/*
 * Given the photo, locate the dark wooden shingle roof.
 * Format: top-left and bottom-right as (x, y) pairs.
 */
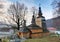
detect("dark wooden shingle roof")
(28, 24), (42, 29)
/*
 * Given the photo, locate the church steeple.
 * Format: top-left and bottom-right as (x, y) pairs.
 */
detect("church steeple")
(23, 19), (26, 27)
(31, 7), (36, 25)
(31, 14), (36, 24)
(38, 5), (42, 18)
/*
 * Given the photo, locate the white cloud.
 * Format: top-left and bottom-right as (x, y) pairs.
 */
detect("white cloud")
(0, 0), (12, 24)
(43, 10), (53, 20)
(0, 0), (11, 14)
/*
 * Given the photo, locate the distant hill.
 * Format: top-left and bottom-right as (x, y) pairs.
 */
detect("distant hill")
(46, 19), (53, 27)
(46, 16), (60, 30)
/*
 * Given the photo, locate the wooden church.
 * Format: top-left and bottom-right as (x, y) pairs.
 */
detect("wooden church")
(17, 6), (49, 39)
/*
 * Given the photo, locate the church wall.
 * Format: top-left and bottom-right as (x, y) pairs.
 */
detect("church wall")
(31, 33), (43, 38)
(17, 32), (30, 38)
(23, 32), (30, 38)
(35, 18), (42, 28)
(42, 32), (50, 37)
(30, 29), (43, 33)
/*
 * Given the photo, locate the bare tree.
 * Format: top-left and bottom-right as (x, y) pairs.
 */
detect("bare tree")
(52, 0), (60, 17)
(8, 1), (27, 30)
(31, 7), (38, 18)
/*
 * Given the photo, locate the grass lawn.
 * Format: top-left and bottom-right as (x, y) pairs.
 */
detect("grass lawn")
(24, 36), (60, 42)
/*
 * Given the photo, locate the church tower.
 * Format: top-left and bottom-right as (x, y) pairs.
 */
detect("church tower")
(35, 6), (43, 28)
(35, 6), (46, 29)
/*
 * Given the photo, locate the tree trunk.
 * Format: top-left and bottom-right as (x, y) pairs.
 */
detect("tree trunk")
(17, 18), (20, 30)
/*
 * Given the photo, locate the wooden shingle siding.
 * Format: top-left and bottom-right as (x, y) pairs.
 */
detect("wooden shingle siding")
(31, 33), (43, 38)
(43, 32), (50, 36)
(30, 29), (43, 33)
(36, 18), (42, 28)
(17, 32), (30, 38)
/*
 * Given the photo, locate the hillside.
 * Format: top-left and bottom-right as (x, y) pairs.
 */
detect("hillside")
(46, 16), (60, 30)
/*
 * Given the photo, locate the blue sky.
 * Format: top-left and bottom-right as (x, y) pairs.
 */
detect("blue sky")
(8, 0), (54, 19)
